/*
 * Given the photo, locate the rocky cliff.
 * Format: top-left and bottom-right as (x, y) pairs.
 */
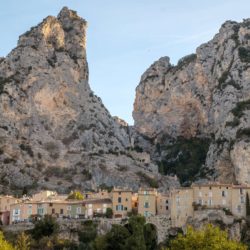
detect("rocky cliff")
(0, 7), (178, 194)
(133, 19), (250, 185)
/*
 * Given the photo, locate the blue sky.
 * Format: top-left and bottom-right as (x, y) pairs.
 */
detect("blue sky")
(1, 0), (250, 124)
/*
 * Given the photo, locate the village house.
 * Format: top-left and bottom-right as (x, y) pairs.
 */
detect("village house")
(170, 187), (194, 227)
(10, 201), (38, 224)
(112, 188), (133, 218)
(0, 195), (20, 225)
(138, 188), (157, 217)
(84, 198), (112, 218)
(156, 193), (171, 215)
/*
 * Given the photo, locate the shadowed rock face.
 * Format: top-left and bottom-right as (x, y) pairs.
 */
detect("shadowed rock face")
(0, 7), (178, 194)
(133, 19), (250, 184)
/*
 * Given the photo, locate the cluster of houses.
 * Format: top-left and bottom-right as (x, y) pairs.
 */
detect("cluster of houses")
(0, 182), (250, 227)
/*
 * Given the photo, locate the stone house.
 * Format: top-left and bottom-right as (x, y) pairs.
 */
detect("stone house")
(138, 188), (157, 217)
(156, 193), (171, 216)
(112, 188), (133, 218)
(84, 198), (112, 218)
(10, 201), (38, 224)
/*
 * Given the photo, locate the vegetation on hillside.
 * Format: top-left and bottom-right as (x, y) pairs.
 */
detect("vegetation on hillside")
(157, 137), (210, 185)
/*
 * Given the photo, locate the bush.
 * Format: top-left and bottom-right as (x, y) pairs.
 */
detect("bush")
(231, 99), (250, 118)
(31, 215), (59, 240)
(238, 47), (250, 63)
(105, 208), (113, 218)
(236, 128), (250, 139)
(136, 171), (159, 188)
(67, 190), (84, 200)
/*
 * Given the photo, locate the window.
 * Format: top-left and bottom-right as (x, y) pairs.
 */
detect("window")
(144, 202), (149, 208)
(124, 207), (127, 211)
(52, 209), (55, 214)
(60, 209), (64, 214)
(76, 207), (81, 214)
(237, 205), (241, 213)
(125, 198), (128, 202)
(144, 191), (149, 195)
(118, 197), (122, 203)
(166, 206), (169, 210)
(240, 196), (244, 204)
(240, 188), (243, 195)
(144, 211), (149, 217)
(49, 203), (53, 207)
(208, 199), (212, 206)
(209, 186), (212, 190)
(222, 191), (226, 197)
(119, 192), (121, 195)
(198, 199), (202, 205)
(166, 200), (168, 204)
(116, 205), (123, 211)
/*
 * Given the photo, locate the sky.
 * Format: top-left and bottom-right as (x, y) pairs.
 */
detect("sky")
(1, 0), (250, 124)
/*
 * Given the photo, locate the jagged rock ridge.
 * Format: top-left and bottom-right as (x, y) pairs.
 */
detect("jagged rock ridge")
(0, 7), (178, 194)
(133, 19), (250, 185)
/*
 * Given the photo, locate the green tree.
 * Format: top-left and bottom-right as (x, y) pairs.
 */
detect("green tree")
(143, 223), (157, 250)
(106, 224), (130, 250)
(167, 224), (247, 250)
(78, 220), (97, 249)
(31, 215), (59, 240)
(105, 208), (113, 219)
(0, 231), (15, 250)
(246, 192), (250, 217)
(125, 215), (146, 250)
(16, 232), (31, 250)
(67, 190), (84, 200)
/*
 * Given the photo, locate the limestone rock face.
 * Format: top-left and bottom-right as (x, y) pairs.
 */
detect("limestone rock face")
(133, 19), (250, 184)
(0, 7), (178, 193)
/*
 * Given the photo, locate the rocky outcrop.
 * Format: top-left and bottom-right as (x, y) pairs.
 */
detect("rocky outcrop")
(0, 7), (178, 194)
(133, 19), (250, 184)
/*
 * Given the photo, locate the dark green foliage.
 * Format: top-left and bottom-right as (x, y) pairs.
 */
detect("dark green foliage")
(226, 117), (240, 127)
(136, 172), (159, 188)
(105, 224), (130, 250)
(19, 144), (34, 157)
(98, 184), (113, 193)
(31, 215), (59, 240)
(105, 208), (113, 218)
(143, 224), (157, 250)
(92, 215), (159, 250)
(231, 99), (250, 118)
(157, 137), (210, 185)
(78, 220), (98, 248)
(238, 47), (250, 63)
(82, 169), (92, 180)
(236, 128), (250, 139)
(218, 71), (229, 85)
(246, 192), (250, 217)
(175, 54), (197, 70)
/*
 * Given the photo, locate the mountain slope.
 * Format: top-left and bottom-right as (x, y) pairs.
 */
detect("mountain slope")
(133, 19), (250, 185)
(0, 7), (177, 194)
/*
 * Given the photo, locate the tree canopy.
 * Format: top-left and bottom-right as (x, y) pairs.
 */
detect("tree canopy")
(167, 224), (247, 250)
